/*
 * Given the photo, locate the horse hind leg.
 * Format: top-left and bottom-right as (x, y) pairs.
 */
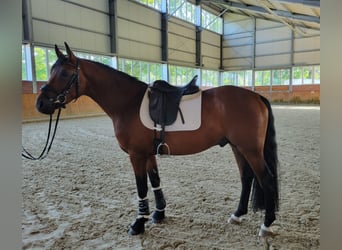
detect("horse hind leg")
(228, 146), (254, 225)
(242, 151), (278, 237)
(147, 155), (166, 223)
(258, 161), (279, 237)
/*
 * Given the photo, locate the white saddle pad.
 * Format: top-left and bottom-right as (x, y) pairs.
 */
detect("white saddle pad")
(139, 89), (202, 131)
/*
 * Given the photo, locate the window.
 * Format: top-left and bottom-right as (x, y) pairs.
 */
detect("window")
(272, 69), (290, 85)
(245, 70), (253, 86)
(31, 46), (117, 81)
(168, 65), (197, 86)
(314, 65), (320, 84)
(223, 70), (252, 86)
(303, 66), (313, 84)
(255, 70), (271, 86)
(168, 0), (196, 24)
(292, 67), (302, 85)
(122, 59), (132, 75)
(119, 58), (162, 83)
(47, 48), (58, 76)
(135, 0), (162, 11)
(202, 9), (222, 34)
(150, 63), (163, 82)
(141, 62), (149, 82)
(292, 65), (320, 85)
(76, 52), (113, 67)
(132, 60), (141, 78)
(34, 47), (48, 81)
(202, 69), (219, 87)
(22, 45), (27, 80)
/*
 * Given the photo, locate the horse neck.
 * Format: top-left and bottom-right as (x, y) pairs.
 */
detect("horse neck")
(81, 61), (147, 118)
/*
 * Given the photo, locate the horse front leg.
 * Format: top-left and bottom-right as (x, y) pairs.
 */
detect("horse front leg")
(128, 154), (150, 235)
(147, 155), (166, 223)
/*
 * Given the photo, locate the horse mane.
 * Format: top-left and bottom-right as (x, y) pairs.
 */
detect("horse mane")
(83, 59), (144, 85)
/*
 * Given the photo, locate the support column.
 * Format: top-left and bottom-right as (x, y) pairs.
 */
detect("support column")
(252, 17), (256, 91)
(22, 0), (33, 43)
(220, 34), (223, 70)
(195, 0), (202, 67)
(289, 30), (294, 92)
(108, 0), (117, 54)
(161, 13), (168, 62)
(161, 0), (168, 81)
(23, 0), (37, 93)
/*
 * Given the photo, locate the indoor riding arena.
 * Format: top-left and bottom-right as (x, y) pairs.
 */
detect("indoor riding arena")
(22, 0), (320, 249)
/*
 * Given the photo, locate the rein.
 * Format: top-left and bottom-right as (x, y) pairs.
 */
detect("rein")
(22, 59), (80, 160)
(22, 108), (62, 160)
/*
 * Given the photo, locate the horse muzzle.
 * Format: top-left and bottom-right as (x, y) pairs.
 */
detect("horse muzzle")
(36, 94), (61, 115)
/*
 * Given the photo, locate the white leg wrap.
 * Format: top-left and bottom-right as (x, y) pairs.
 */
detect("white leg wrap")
(152, 186), (162, 191)
(137, 214), (150, 219)
(154, 207), (165, 212)
(258, 223), (274, 237)
(228, 214), (242, 224)
(138, 196), (148, 201)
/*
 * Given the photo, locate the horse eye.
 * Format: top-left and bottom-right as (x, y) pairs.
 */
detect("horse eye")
(61, 70), (69, 78)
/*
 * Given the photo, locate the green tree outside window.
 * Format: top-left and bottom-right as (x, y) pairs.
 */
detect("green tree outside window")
(303, 66), (313, 84)
(255, 71), (263, 86)
(34, 47), (48, 81)
(22, 46), (27, 80)
(314, 66), (320, 83)
(292, 67), (302, 85)
(47, 49), (58, 77)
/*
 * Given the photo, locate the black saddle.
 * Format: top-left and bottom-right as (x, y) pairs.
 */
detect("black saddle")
(148, 75), (199, 127)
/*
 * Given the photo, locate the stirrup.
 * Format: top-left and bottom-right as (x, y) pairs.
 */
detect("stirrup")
(156, 142), (170, 158)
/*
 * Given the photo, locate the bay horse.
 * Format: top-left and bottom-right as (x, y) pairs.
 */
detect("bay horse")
(36, 43), (279, 237)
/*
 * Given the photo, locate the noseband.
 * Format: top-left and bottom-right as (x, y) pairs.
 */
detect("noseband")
(42, 59), (80, 109)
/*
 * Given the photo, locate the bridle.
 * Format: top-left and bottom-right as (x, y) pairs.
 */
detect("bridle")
(43, 59), (80, 109)
(22, 59), (80, 160)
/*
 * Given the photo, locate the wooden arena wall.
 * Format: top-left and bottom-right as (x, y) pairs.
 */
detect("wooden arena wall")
(22, 81), (105, 122)
(22, 81), (319, 122)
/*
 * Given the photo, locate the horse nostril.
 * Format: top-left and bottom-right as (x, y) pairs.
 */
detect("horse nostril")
(38, 100), (44, 109)
(36, 98), (48, 113)
(36, 99), (44, 111)
(36, 97), (55, 115)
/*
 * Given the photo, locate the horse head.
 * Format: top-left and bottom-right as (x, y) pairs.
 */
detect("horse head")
(36, 42), (81, 114)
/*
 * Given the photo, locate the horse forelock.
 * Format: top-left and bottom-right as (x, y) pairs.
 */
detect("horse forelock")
(50, 56), (68, 73)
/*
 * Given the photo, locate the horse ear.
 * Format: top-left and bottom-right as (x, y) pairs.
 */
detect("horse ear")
(64, 42), (77, 63)
(55, 44), (65, 59)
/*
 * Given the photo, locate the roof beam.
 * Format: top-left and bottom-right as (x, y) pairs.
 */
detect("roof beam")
(274, 9), (319, 23)
(207, 0), (319, 23)
(274, 0), (320, 8)
(257, 0), (307, 35)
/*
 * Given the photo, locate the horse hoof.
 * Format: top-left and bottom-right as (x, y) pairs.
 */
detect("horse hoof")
(228, 214), (242, 225)
(127, 217), (146, 235)
(151, 210), (165, 224)
(128, 227), (141, 236)
(128, 226), (144, 236)
(258, 224), (276, 238)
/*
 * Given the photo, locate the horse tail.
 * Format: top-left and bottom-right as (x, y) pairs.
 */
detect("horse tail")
(251, 95), (279, 212)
